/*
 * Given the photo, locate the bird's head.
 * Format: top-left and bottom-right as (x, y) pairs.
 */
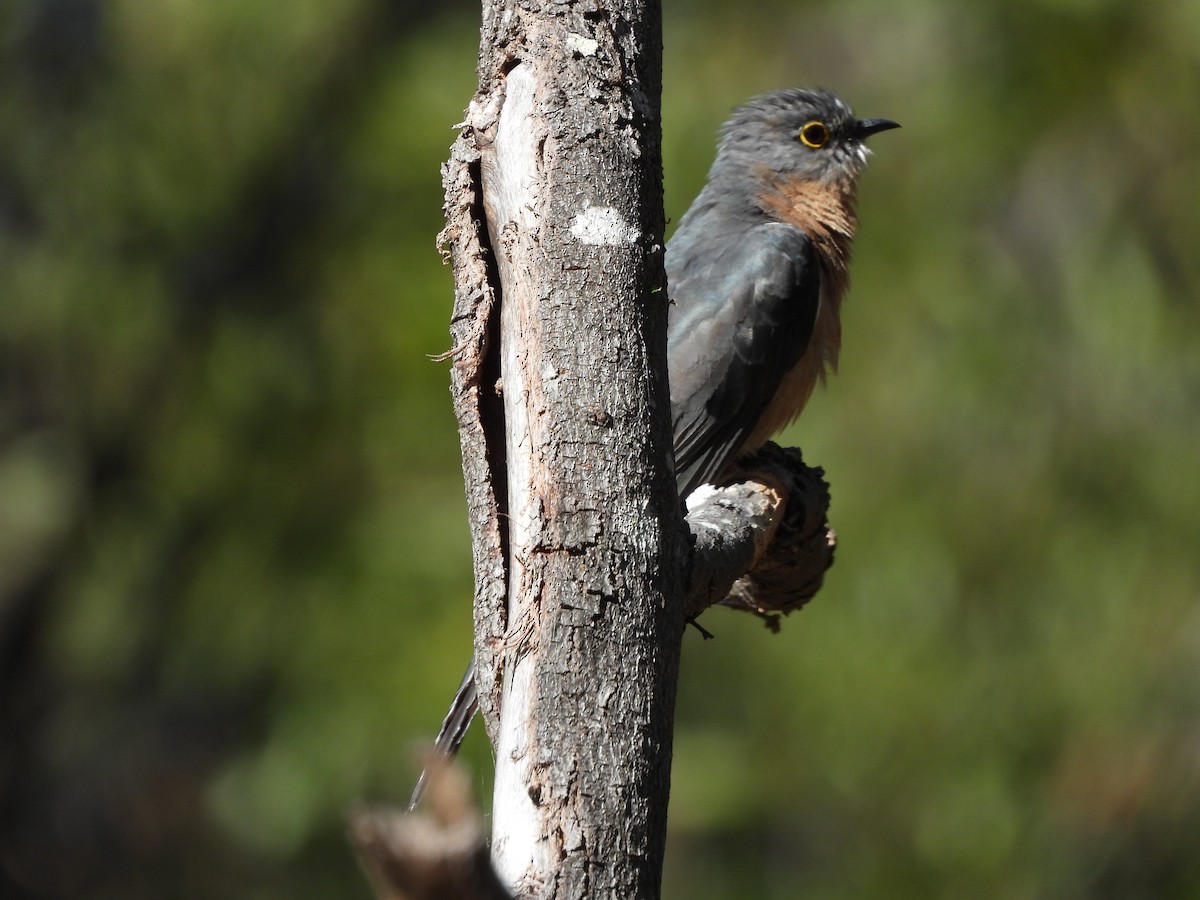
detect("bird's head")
(714, 88), (899, 188)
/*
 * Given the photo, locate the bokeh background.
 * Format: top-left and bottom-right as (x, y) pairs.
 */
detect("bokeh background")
(2, 0), (1198, 897)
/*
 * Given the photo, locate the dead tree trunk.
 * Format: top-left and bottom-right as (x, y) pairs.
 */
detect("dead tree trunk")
(441, 1), (687, 897)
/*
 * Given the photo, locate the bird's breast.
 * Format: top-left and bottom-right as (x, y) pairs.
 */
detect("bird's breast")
(737, 176), (855, 453)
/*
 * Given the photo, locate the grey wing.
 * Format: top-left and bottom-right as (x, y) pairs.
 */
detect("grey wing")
(666, 223), (821, 497)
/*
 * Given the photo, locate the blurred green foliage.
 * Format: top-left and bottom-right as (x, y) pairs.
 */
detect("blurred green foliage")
(1, 0), (1198, 897)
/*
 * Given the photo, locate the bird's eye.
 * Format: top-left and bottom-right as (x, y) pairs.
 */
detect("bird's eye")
(799, 121), (829, 149)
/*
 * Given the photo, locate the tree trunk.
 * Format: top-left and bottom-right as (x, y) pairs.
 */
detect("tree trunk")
(355, 6), (838, 890)
(440, 1), (687, 897)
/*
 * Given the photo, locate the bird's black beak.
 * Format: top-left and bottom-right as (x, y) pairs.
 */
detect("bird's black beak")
(854, 118), (901, 139)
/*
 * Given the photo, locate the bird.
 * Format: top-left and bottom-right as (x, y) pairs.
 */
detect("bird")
(411, 89), (898, 809)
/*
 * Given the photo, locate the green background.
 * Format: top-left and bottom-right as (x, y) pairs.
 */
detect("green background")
(2, 0), (1198, 897)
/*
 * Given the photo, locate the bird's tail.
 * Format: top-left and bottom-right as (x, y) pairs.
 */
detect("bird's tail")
(408, 656), (480, 810)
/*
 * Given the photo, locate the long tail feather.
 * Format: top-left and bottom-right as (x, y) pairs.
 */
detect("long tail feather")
(409, 657), (479, 810)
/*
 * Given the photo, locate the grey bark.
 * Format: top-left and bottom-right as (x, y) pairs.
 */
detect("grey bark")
(439, 1), (687, 898)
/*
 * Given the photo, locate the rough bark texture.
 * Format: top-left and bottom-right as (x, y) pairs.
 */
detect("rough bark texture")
(440, 1), (686, 898)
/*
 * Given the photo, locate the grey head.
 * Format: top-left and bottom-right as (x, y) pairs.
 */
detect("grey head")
(710, 88), (899, 187)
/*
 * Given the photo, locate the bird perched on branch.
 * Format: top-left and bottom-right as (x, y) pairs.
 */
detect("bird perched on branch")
(666, 88), (898, 495)
(412, 89), (898, 808)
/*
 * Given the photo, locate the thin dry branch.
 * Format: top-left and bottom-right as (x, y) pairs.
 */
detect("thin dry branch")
(350, 756), (514, 900)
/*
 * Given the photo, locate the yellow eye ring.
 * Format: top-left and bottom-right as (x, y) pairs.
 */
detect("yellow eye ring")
(799, 121), (829, 148)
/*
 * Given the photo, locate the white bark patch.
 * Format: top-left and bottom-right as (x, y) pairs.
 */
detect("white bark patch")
(570, 206), (640, 246)
(487, 61), (545, 892)
(565, 32), (599, 57)
(490, 655), (540, 888)
(485, 65), (540, 233)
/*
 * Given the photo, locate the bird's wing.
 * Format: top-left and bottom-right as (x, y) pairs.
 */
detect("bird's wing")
(667, 221), (821, 497)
